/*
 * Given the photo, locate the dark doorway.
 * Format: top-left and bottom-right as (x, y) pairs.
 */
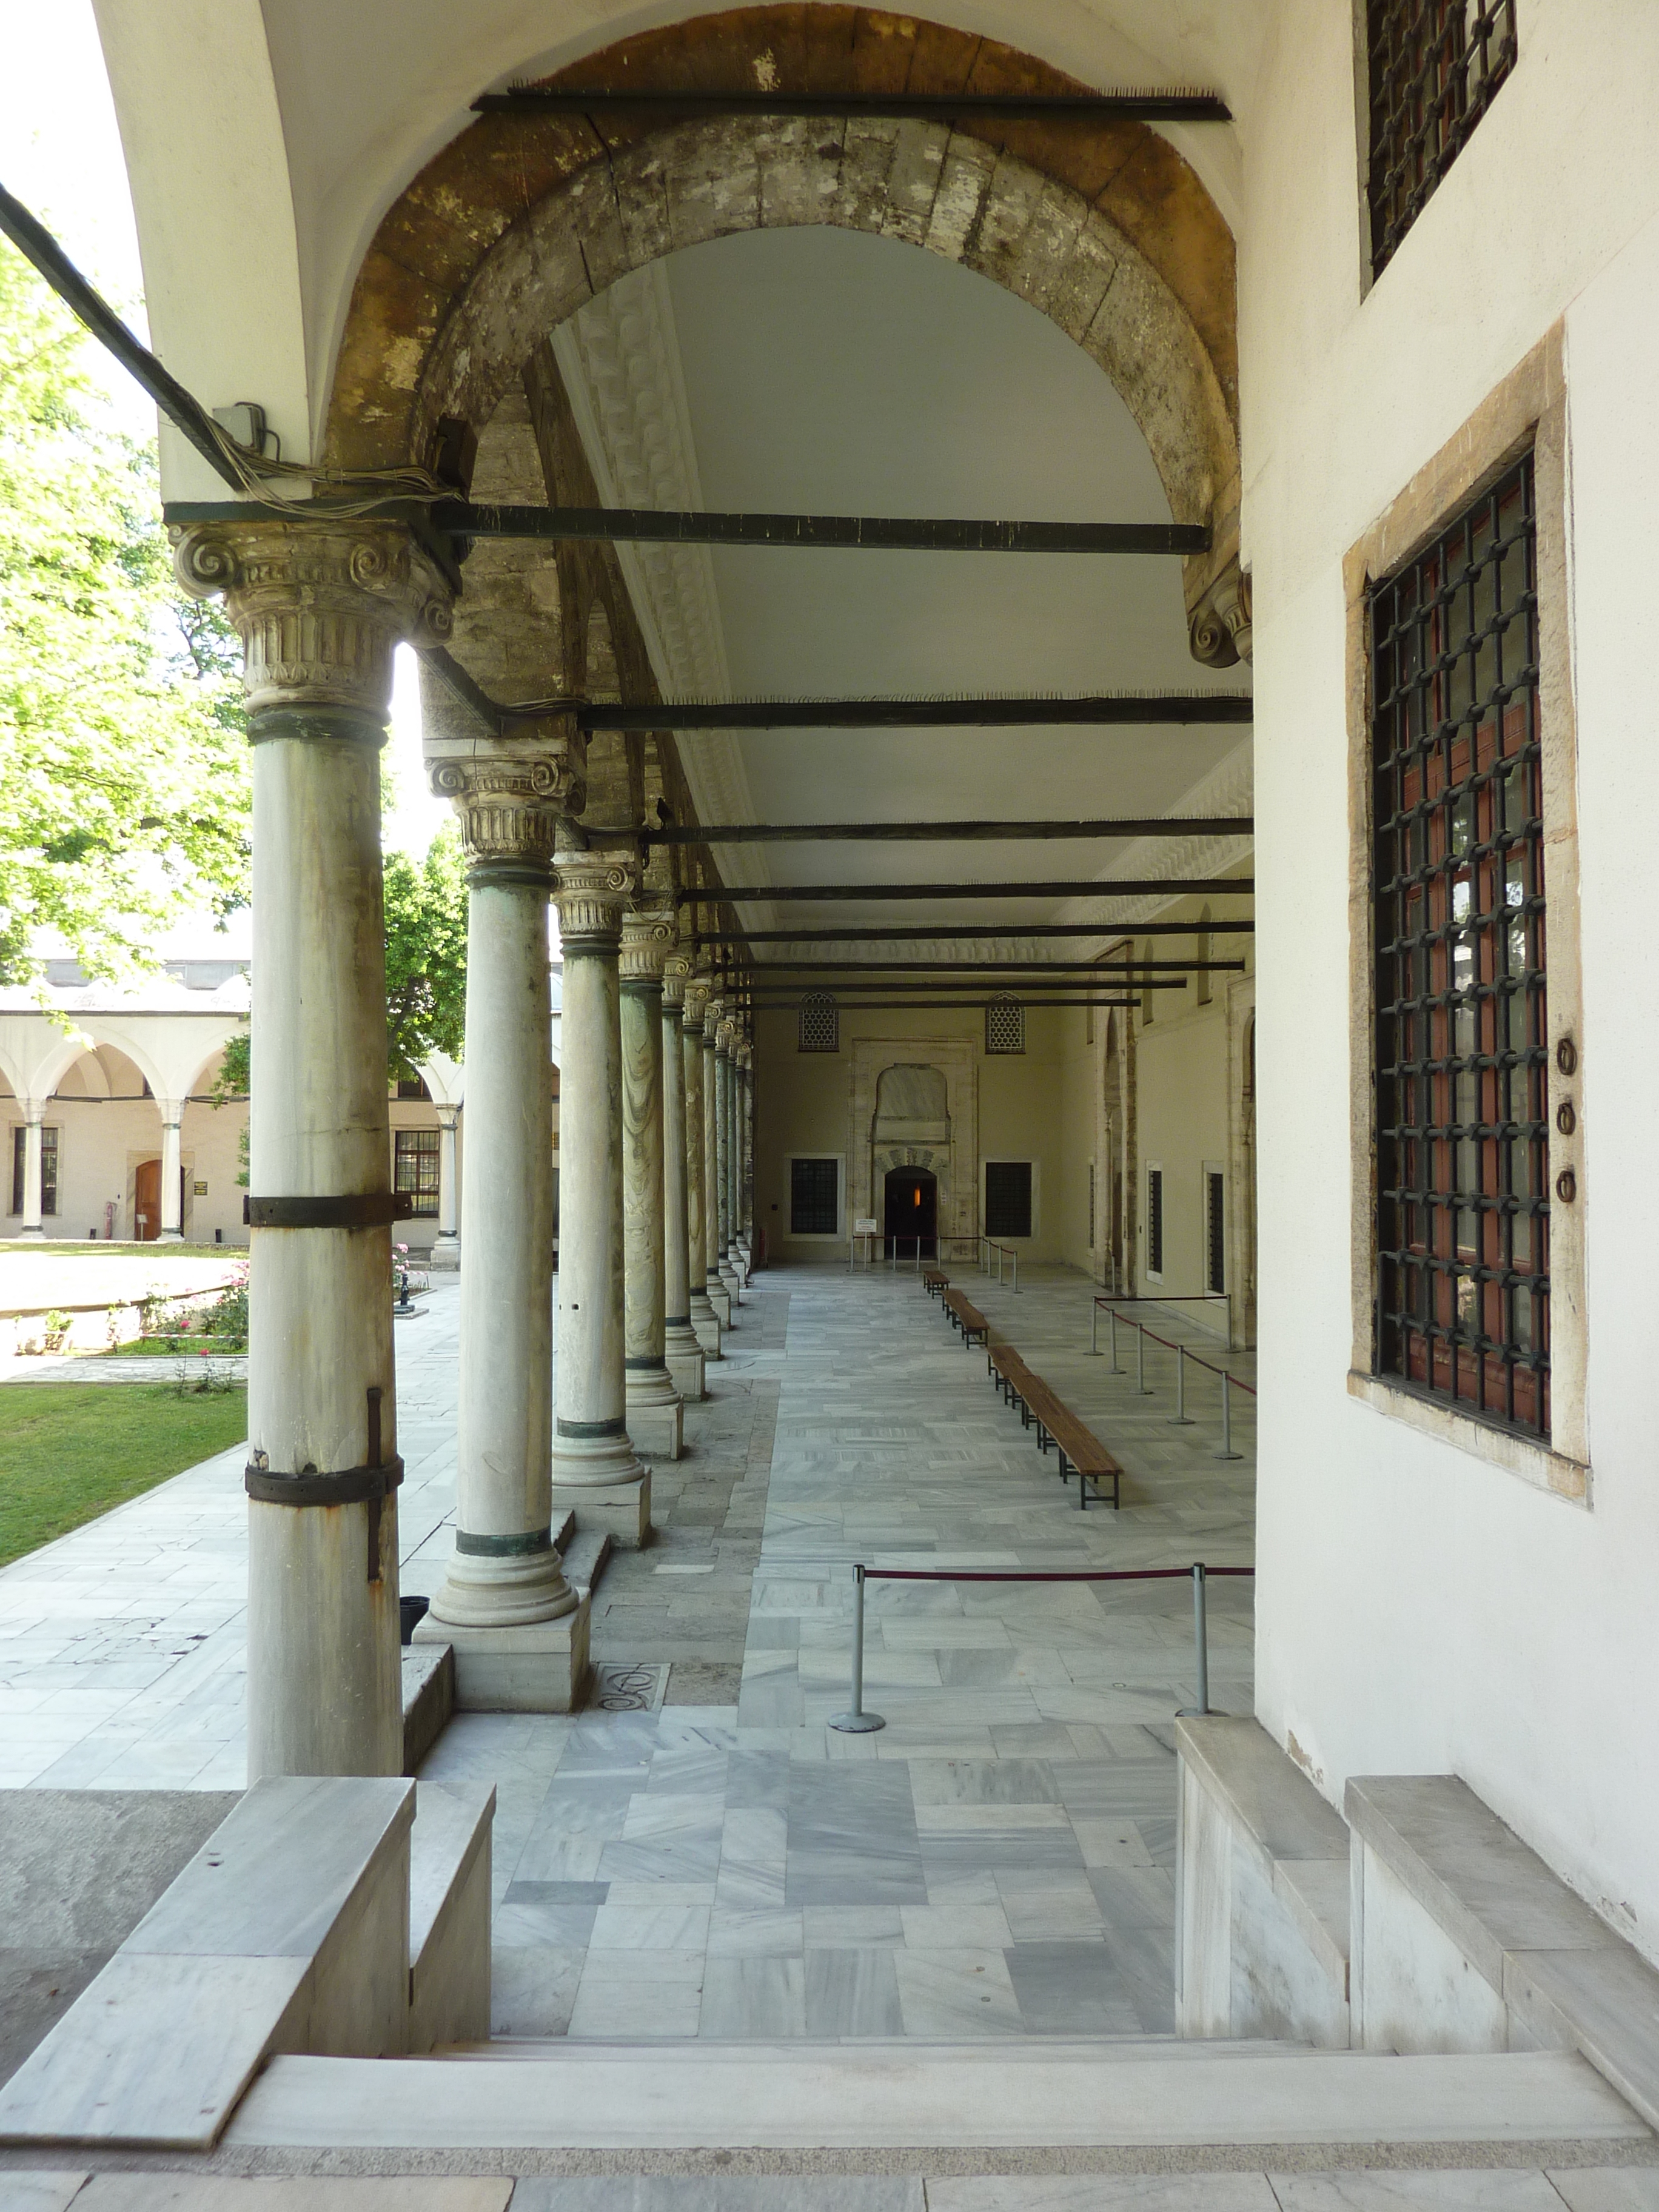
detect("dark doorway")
(134, 1156), (161, 1242)
(884, 1167), (937, 1258)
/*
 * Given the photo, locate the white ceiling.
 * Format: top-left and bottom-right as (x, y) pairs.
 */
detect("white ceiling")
(645, 224), (1249, 927)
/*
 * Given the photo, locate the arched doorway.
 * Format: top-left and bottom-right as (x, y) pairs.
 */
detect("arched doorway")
(884, 1167), (937, 1259)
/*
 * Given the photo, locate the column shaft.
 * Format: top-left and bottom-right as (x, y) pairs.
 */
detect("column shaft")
(18, 1110), (44, 1239)
(683, 984), (721, 1355)
(662, 959), (706, 1396)
(159, 1113), (184, 1243)
(552, 850), (651, 1546)
(433, 1110), (460, 1266)
(702, 1007), (730, 1327)
(621, 908), (681, 1459)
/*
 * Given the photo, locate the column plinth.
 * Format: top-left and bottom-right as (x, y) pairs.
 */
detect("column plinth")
(172, 515), (453, 1781)
(683, 977), (722, 1356)
(621, 904), (683, 1461)
(661, 955), (706, 1399)
(551, 846), (652, 1547)
(415, 731), (588, 1711)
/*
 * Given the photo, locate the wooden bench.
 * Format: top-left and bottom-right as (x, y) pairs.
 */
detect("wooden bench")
(942, 1288), (989, 1349)
(988, 1339), (1035, 1407)
(1025, 1382), (1121, 1511)
(923, 1268), (949, 1298)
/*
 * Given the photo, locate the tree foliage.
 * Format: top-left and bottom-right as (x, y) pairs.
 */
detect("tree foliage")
(0, 242), (250, 989)
(384, 826), (468, 1084)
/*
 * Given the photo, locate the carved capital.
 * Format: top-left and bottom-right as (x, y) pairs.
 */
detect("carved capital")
(662, 950), (692, 1012)
(554, 846), (641, 951)
(683, 974), (711, 1031)
(705, 996), (727, 1047)
(717, 1016), (739, 1056)
(170, 518), (453, 720)
(620, 903), (677, 987)
(1188, 560), (1253, 669)
(431, 736), (585, 874)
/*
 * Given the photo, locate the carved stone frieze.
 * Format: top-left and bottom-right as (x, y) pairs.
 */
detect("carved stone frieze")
(1188, 560), (1253, 668)
(554, 847), (642, 950)
(170, 518), (453, 720)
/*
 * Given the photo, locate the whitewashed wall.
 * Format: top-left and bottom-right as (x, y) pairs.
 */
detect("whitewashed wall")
(1247, 0), (1659, 1961)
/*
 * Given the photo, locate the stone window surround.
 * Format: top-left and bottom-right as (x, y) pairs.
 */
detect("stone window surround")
(785, 1153), (844, 1243)
(1343, 324), (1588, 1504)
(1145, 1159), (1165, 1281)
(850, 1038), (979, 1252)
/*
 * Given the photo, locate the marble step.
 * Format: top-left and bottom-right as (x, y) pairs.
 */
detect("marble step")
(561, 1525), (613, 1598)
(223, 2044), (1646, 2154)
(407, 1780), (494, 2053)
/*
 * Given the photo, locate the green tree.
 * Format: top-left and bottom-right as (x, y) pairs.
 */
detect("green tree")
(0, 241), (250, 989)
(384, 826), (468, 1083)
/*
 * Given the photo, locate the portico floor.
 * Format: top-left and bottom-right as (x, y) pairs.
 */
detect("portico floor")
(0, 1259), (1255, 2043)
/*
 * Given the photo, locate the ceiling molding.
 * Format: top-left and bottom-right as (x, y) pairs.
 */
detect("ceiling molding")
(1058, 740), (1254, 931)
(552, 266), (774, 923)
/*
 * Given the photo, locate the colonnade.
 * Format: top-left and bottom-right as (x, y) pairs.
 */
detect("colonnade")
(170, 516), (754, 1770)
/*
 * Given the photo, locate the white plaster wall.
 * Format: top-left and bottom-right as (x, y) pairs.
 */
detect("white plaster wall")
(1247, 0), (1659, 1962)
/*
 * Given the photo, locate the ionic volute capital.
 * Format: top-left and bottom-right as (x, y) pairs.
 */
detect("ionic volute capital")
(553, 845), (642, 950)
(620, 903), (677, 987)
(683, 974), (711, 1031)
(169, 517), (453, 722)
(662, 948), (693, 1012)
(1188, 558), (1253, 669)
(429, 725), (586, 876)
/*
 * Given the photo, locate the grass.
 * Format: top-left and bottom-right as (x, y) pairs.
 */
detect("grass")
(0, 1384), (247, 1569)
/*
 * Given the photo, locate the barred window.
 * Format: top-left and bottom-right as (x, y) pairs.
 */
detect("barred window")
(985, 995), (1025, 1055)
(985, 1161), (1032, 1240)
(1367, 0), (1517, 278)
(1088, 1161), (1097, 1249)
(1147, 1166), (1164, 1278)
(394, 1127), (441, 1218)
(790, 1156), (839, 1235)
(1206, 1170), (1226, 1296)
(1371, 452), (1547, 1438)
(797, 991), (839, 1054)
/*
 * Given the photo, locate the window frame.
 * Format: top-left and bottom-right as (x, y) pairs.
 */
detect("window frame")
(985, 995), (1025, 1056)
(1344, 327), (1587, 1501)
(787, 1153), (843, 1241)
(982, 1158), (1036, 1241)
(797, 992), (840, 1054)
(1205, 1163), (1227, 1297)
(1145, 1162), (1165, 1282)
(394, 1126), (441, 1218)
(1361, 0), (1518, 284)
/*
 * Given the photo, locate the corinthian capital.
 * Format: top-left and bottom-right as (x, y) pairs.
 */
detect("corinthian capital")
(620, 903), (677, 988)
(170, 517), (453, 720)
(553, 846), (642, 951)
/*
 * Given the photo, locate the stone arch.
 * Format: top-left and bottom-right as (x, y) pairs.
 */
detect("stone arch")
(325, 7), (1242, 618)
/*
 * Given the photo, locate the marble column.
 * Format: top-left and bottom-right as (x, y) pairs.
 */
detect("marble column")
(716, 1016), (742, 1303)
(431, 1108), (460, 1269)
(551, 845), (652, 1546)
(158, 1109), (184, 1243)
(620, 903), (683, 1460)
(415, 738), (588, 1709)
(16, 1107), (44, 1239)
(660, 951), (706, 1399)
(738, 1044), (754, 1258)
(174, 517), (449, 1781)
(703, 994), (732, 1327)
(682, 975), (722, 1356)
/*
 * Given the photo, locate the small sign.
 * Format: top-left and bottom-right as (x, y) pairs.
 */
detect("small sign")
(193, 1180), (209, 1196)
(853, 1217), (878, 1236)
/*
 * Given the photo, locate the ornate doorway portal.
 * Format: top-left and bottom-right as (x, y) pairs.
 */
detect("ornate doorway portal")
(884, 1167), (937, 1259)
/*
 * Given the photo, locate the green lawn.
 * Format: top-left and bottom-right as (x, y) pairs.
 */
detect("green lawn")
(0, 1385), (247, 1568)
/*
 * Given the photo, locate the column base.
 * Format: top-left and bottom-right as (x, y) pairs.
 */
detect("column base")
(15, 1226), (45, 1241)
(429, 1233), (460, 1272)
(708, 1279), (732, 1327)
(551, 1468), (652, 1548)
(719, 1257), (743, 1302)
(665, 1325), (706, 1401)
(626, 1362), (683, 1461)
(158, 1229), (184, 1245)
(689, 1295), (722, 1358)
(412, 1595), (591, 1714)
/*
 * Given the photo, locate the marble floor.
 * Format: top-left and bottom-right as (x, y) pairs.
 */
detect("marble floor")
(0, 1257), (1256, 2043)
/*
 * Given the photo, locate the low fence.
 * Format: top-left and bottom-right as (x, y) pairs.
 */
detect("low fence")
(1091, 1296), (1255, 1461)
(830, 1560), (1255, 1734)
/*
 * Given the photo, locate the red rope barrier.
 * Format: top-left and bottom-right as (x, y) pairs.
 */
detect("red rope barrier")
(1094, 1302), (1258, 1396)
(856, 1564), (1254, 1583)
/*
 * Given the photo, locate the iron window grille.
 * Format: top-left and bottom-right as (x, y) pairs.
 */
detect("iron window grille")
(1206, 1170), (1226, 1296)
(1088, 1161), (1098, 1249)
(985, 995), (1025, 1054)
(1367, 0), (1517, 278)
(985, 1161), (1032, 1240)
(797, 991), (839, 1053)
(1147, 1167), (1164, 1276)
(1371, 452), (1547, 1438)
(790, 1156), (839, 1235)
(394, 1127), (441, 1218)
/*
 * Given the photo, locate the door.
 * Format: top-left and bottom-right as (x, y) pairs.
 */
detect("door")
(883, 1167), (937, 1258)
(134, 1157), (161, 1241)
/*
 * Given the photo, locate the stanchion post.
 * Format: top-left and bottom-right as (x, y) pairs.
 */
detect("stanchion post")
(1091, 1302), (1099, 1356)
(1215, 1371), (1243, 1461)
(1176, 1563), (1210, 1718)
(1170, 1342), (1193, 1424)
(1136, 1320), (1150, 1395)
(1110, 1306), (1121, 1374)
(829, 1563), (886, 1734)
